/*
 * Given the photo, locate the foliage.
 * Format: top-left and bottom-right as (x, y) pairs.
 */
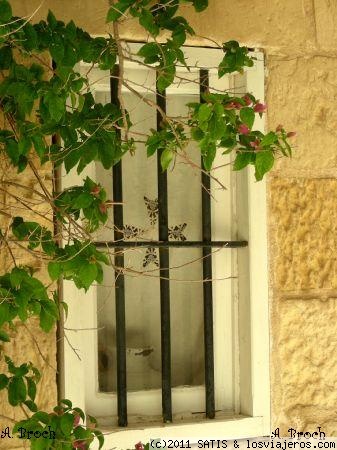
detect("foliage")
(0, 0), (295, 448)
(13, 399), (104, 450)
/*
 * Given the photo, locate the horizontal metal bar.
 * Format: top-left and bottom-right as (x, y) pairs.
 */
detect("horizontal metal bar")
(94, 240), (248, 248)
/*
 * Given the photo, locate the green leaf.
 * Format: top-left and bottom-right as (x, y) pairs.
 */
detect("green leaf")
(93, 429), (105, 449)
(60, 398), (72, 408)
(24, 399), (38, 412)
(0, 374), (8, 390)
(39, 300), (58, 332)
(48, 262), (61, 281)
(157, 66), (175, 92)
(0, 46), (12, 70)
(60, 413), (74, 436)
(203, 143), (216, 171)
(27, 377), (37, 401)
(8, 377), (27, 406)
(30, 437), (48, 450)
(71, 192), (93, 209)
(0, 329), (10, 342)
(0, 0), (12, 23)
(137, 42), (159, 63)
(47, 10), (58, 28)
(191, 127), (204, 141)
(139, 8), (159, 36)
(10, 267), (26, 287)
(233, 151), (254, 171)
(160, 148), (174, 171)
(106, 1), (131, 22)
(261, 131), (278, 147)
(31, 135), (46, 159)
(255, 150), (274, 180)
(255, 150), (275, 181)
(193, 0), (208, 12)
(0, 303), (10, 327)
(44, 92), (66, 122)
(78, 263), (98, 291)
(198, 104), (212, 123)
(32, 411), (50, 424)
(240, 107), (255, 129)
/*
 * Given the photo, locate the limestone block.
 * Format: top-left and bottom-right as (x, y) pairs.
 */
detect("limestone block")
(10, 0), (316, 52)
(267, 56), (337, 174)
(268, 177), (337, 291)
(271, 298), (337, 436)
(0, 320), (56, 449)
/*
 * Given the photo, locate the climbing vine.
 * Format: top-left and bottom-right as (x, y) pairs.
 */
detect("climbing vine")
(0, 0), (295, 448)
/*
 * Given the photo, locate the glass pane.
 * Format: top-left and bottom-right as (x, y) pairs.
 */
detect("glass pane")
(170, 248), (204, 387)
(97, 68), (206, 392)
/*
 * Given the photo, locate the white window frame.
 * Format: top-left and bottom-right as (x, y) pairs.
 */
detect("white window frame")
(59, 45), (270, 449)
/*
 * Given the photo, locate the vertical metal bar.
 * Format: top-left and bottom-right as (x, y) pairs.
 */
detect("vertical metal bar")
(110, 66), (127, 427)
(200, 69), (215, 419)
(157, 86), (172, 423)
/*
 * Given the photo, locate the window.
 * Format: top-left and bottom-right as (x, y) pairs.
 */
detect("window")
(60, 45), (270, 447)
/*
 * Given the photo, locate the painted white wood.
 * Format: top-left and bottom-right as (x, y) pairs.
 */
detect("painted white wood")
(92, 416), (268, 450)
(62, 46), (270, 445)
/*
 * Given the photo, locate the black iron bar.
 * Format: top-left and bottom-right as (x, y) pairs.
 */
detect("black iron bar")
(94, 240), (248, 248)
(200, 68), (215, 419)
(157, 82), (172, 423)
(111, 66), (127, 427)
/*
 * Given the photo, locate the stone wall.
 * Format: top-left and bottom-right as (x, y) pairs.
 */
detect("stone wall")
(3, 0), (337, 443)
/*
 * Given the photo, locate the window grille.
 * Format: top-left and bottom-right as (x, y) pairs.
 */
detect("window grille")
(61, 47), (270, 441)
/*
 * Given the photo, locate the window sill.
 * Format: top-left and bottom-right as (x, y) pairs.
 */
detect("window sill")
(93, 415), (270, 450)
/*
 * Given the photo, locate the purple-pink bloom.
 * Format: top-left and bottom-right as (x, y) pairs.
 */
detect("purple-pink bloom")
(243, 94), (253, 106)
(73, 414), (81, 427)
(238, 124), (250, 135)
(224, 101), (236, 110)
(135, 443), (144, 450)
(286, 131), (297, 138)
(254, 103), (267, 113)
(233, 101), (243, 110)
(73, 441), (86, 449)
(250, 139), (261, 150)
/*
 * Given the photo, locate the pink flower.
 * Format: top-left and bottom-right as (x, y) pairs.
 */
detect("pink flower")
(276, 124), (283, 132)
(238, 124), (250, 135)
(250, 139), (261, 150)
(135, 443), (144, 450)
(224, 102), (236, 110)
(286, 131), (296, 138)
(91, 185), (101, 196)
(243, 94), (253, 106)
(73, 441), (86, 449)
(233, 101), (243, 110)
(254, 103), (267, 113)
(99, 202), (107, 214)
(73, 414), (81, 427)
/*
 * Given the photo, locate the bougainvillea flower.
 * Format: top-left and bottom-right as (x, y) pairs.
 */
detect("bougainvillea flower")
(73, 440), (86, 449)
(233, 101), (243, 110)
(73, 413), (81, 427)
(135, 442), (144, 450)
(91, 185), (101, 196)
(276, 124), (283, 132)
(286, 131), (297, 138)
(250, 139), (261, 150)
(99, 202), (107, 214)
(238, 124), (250, 135)
(243, 94), (253, 106)
(253, 103), (267, 113)
(224, 102), (236, 109)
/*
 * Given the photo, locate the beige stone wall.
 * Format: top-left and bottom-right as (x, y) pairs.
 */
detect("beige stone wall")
(5, 0), (337, 441)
